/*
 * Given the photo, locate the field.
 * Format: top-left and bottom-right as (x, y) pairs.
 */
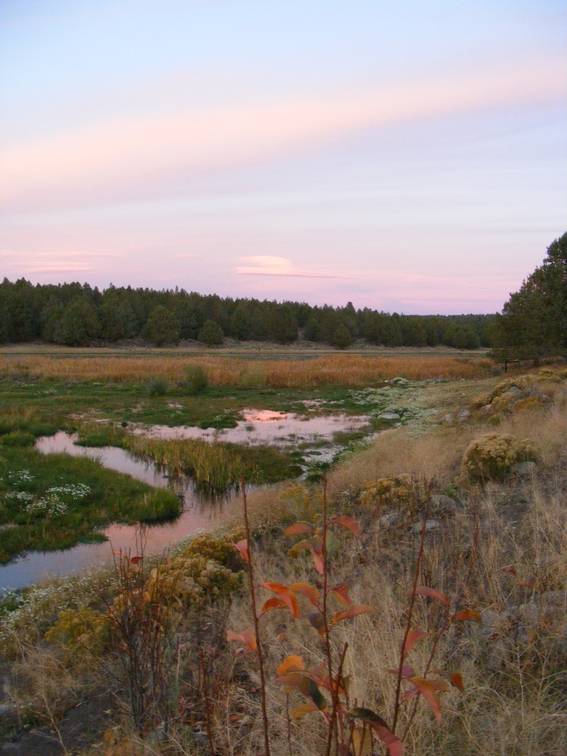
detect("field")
(0, 344), (491, 386)
(0, 350), (566, 755)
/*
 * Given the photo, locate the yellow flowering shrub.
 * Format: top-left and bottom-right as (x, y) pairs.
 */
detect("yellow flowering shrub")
(359, 474), (414, 508)
(45, 607), (110, 656)
(462, 433), (538, 482)
(180, 531), (243, 570)
(146, 554), (241, 611)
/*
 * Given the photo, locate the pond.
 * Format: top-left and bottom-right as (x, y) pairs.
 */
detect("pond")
(134, 408), (371, 447)
(0, 409), (374, 591)
(0, 433), (238, 591)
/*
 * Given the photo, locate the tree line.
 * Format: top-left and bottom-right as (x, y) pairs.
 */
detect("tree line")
(0, 278), (494, 349)
(492, 232), (567, 364)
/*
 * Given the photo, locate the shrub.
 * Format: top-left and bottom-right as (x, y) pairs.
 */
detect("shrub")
(182, 365), (208, 395)
(359, 474), (414, 507)
(45, 607), (110, 657)
(182, 532), (244, 571)
(147, 377), (168, 396)
(0, 431), (36, 447)
(462, 432), (538, 482)
(146, 554), (241, 611)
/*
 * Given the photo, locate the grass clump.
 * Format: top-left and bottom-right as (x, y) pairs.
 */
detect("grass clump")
(146, 377), (168, 396)
(0, 430), (36, 447)
(126, 435), (302, 493)
(181, 364), (208, 395)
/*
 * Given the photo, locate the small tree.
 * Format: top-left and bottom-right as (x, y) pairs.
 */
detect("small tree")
(331, 323), (353, 349)
(198, 319), (224, 346)
(144, 305), (180, 346)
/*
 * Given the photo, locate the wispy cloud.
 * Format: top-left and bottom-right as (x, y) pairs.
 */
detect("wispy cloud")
(2, 56), (565, 211)
(235, 255), (352, 279)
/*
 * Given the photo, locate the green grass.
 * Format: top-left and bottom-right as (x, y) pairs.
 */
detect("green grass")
(0, 376), (370, 435)
(125, 435), (303, 493)
(0, 447), (181, 563)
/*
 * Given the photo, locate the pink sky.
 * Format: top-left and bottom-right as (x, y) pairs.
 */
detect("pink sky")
(2, 1), (566, 313)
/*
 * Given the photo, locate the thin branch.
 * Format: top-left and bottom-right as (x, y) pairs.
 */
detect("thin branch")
(392, 513), (427, 733)
(241, 479), (271, 756)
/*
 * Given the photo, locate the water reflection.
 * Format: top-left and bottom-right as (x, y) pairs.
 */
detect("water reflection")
(133, 408), (371, 446)
(0, 433), (237, 591)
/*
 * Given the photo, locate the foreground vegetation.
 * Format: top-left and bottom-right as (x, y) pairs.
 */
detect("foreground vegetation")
(1, 365), (565, 754)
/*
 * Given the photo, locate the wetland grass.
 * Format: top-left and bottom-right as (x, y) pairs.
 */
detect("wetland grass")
(0, 446), (181, 563)
(0, 353), (492, 387)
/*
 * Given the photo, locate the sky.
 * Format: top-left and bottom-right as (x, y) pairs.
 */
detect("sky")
(1, 1), (566, 314)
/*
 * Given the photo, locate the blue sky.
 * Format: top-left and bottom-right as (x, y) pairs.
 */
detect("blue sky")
(1, 1), (566, 312)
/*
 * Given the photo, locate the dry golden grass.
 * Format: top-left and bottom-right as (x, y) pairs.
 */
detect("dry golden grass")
(0, 353), (492, 387)
(217, 375), (567, 754)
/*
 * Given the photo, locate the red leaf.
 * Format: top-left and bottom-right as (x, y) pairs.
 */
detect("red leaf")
(348, 708), (404, 756)
(374, 725), (404, 756)
(263, 582), (300, 618)
(452, 609), (481, 623)
(289, 581), (320, 607)
(226, 628), (256, 652)
(332, 583), (353, 607)
(260, 597), (288, 615)
(234, 539), (250, 564)
(387, 665), (415, 679)
(502, 564), (517, 576)
(402, 628), (426, 657)
(276, 655), (305, 676)
(415, 586), (450, 607)
(130, 555), (143, 565)
(310, 545), (324, 575)
(284, 522), (313, 537)
(331, 604), (373, 624)
(409, 677), (442, 722)
(332, 514), (361, 536)
(450, 672), (464, 692)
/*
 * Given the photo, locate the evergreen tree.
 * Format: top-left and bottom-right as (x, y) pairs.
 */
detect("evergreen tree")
(54, 298), (101, 346)
(143, 305), (180, 345)
(198, 319), (224, 346)
(331, 323), (353, 349)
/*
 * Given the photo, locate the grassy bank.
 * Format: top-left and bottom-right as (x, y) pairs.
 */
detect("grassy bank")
(0, 446), (181, 563)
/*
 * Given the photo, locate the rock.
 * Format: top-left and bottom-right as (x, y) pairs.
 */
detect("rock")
(511, 461), (537, 476)
(390, 377), (410, 387)
(379, 411), (401, 422)
(429, 494), (459, 513)
(458, 409), (471, 422)
(379, 511), (399, 528)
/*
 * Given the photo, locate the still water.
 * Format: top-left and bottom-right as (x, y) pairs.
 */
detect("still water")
(0, 433), (237, 591)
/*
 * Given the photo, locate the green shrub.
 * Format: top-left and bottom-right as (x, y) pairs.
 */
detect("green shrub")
(147, 377), (168, 396)
(0, 431), (36, 447)
(182, 365), (208, 395)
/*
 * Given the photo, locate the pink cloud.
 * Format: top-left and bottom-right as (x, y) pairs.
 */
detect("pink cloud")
(2, 56), (565, 211)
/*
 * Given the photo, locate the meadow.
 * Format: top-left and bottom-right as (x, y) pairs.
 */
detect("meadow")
(0, 352), (565, 755)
